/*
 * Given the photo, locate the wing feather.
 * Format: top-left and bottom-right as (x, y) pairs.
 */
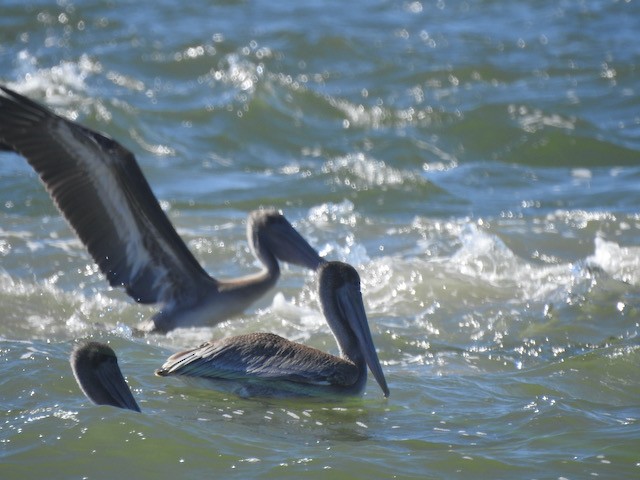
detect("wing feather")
(0, 86), (215, 306)
(157, 333), (359, 388)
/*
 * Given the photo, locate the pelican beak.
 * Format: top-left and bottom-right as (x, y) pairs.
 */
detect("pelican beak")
(266, 215), (325, 271)
(70, 342), (141, 412)
(339, 285), (390, 398)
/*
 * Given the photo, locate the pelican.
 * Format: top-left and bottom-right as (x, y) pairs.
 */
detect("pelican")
(0, 85), (324, 333)
(156, 261), (390, 398)
(70, 342), (141, 412)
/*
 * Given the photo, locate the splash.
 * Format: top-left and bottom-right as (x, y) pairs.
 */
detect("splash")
(321, 152), (426, 190)
(307, 201), (371, 266)
(587, 236), (640, 286)
(9, 50), (101, 106)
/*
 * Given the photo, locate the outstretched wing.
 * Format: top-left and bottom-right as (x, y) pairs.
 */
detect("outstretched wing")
(0, 86), (216, 307)
(156, 332), (359, 388)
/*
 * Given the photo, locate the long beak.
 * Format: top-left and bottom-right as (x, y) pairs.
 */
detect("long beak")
(269, 219), (325, 271)
(70, 342), (141, 412)
(339, 285), (390, 398)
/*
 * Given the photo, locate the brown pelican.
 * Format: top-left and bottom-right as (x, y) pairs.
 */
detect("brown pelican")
(0, 85), (324, 333)
(156, 261), (390, 398)
(70, 342), (141, 412)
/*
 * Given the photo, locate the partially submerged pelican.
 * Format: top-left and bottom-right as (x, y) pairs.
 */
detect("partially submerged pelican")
(156, 261), (390, 398)
(0, 86), (324, 333)
(70, 342), (141, 412)
(70, 263), (389, 405)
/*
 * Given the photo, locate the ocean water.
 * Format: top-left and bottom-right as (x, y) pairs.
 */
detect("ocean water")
(1, 0), (639, 478)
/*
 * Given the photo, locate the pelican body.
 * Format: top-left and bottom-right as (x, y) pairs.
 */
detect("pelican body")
(70, 342), (141, 412)
(156, 261), (390, 399)
(0, 86), (324, 333)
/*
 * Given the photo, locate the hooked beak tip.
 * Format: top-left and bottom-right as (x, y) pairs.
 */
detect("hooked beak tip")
(377, 378), (390, 398)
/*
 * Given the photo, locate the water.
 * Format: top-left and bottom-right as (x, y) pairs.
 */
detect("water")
(1, 0), (639, 478)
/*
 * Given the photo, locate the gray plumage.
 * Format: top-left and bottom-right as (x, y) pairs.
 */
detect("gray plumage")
(156, 261), (390, 399)
(0, 86), (324, 333)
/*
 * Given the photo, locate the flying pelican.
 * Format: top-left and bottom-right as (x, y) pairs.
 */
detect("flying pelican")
(0, 85), (324, 333)
(156, 261), (390, 398)
(70, 341), (141, 412)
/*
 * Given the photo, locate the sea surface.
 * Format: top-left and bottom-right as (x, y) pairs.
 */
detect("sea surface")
(1, 0), (639, 478)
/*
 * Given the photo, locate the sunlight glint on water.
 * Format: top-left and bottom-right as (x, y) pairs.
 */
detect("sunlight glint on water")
(1, 0), (639, 478)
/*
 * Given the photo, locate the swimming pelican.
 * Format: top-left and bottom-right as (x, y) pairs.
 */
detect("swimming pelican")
(70, 342), (141, 412)
(0, 85), (324, 333)
(156, 261), (390, 398)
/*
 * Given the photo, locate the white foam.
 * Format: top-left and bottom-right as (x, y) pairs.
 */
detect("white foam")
(9, 50), (101, 107)
(587, 237), (640, 285)
(321, 152), (425, 189)
(308, 199), (356, 225)
(451, 224), (518, 281)
(270, 292), (325, 341)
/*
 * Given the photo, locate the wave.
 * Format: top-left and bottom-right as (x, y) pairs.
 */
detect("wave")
(447, 103), (640, 167)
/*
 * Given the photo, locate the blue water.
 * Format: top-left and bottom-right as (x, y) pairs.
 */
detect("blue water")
(1, 1), (639, 478)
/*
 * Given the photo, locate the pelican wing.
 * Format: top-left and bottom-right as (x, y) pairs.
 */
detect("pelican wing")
(0, 86), (215, 306)
(157, 333), (359, 387)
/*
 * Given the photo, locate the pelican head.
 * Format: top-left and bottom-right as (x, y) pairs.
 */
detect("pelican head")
(248, 209), (325, 272)
(0, 85), (325, 335)
(154, 261), (389, 398)
(319, 261), (390, 397)
(70, 342), (141, 412)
